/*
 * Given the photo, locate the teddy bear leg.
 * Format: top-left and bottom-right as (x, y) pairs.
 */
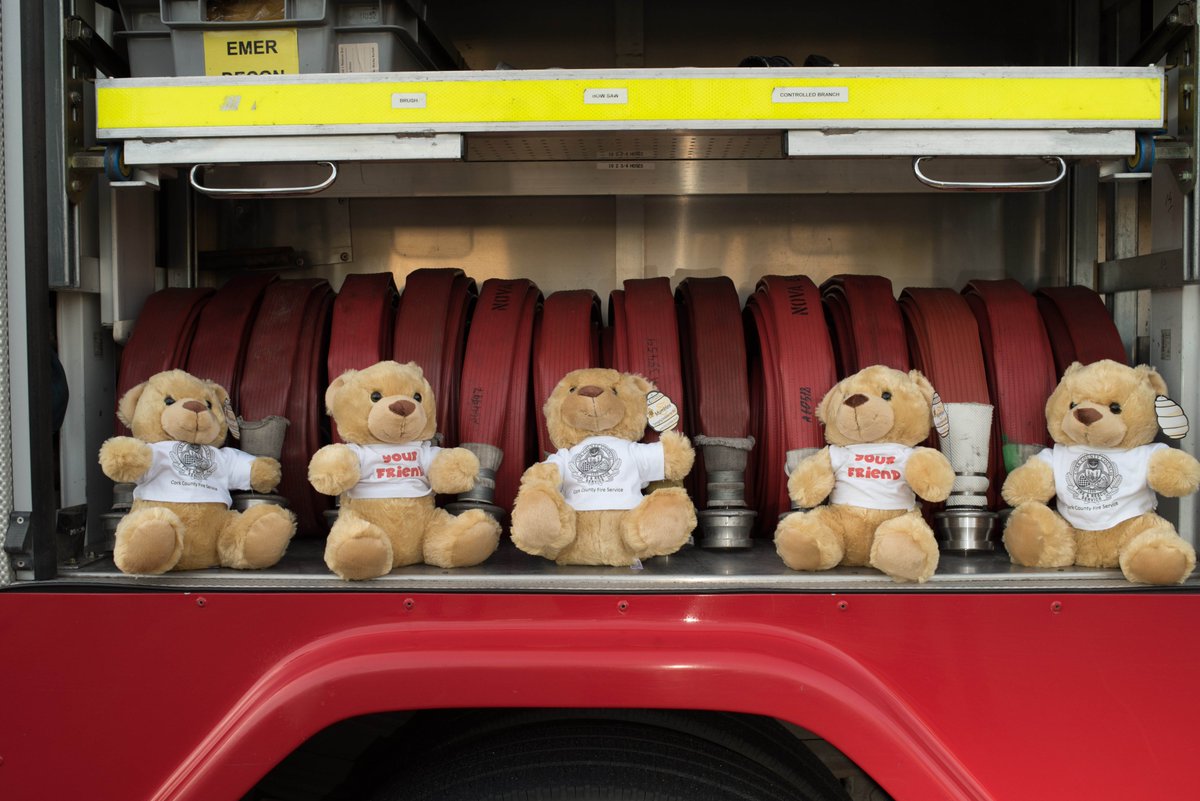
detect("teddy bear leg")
(423, 508), (502, 568)
(324, 510), (394, 580)
(510, 484), (577, 559)
(217, 504), (297, 570)
(869, 511), (940, 584)
(1119, 515), (1196, 585)
(774, 507), (846, 572)
(113, 507), (185, 575)
(621, 487), (698, 559)
(1002, 502), (1076, 568)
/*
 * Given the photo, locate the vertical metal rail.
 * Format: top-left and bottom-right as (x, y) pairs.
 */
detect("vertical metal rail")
(4, 0), (60, 579)
(0, 0), (13, 587)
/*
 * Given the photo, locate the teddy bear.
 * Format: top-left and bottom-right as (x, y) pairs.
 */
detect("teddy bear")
(1001, 359), (1200, 584)
(774, 365), (955, 583)
(309, 360), (501, 580)
(99, 369), (297, 574)
(510, 367), (697, 565)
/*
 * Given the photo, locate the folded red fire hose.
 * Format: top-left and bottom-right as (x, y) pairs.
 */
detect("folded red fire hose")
(962, 279), (1057, 497)
(821, 274), (910, 376)
(239, 278), (334, 536)
(533, 289), (602, 457)
(116, 287), (214, 434)
(327, 272), (399, 442)
(184, 273), (276, 413)
(607, 277), (688, 443)
(1035, 285), (1128, 374)
(394, 268), (477, 447)
(744, 275), (838, 527)
(456, 278), (542, 512)
(676, 276), (752, 510)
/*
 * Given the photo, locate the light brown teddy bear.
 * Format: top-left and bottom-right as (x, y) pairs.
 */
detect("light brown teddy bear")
(309, 360), (501, 580)
(510, 367), (696, 565)
(99, 369), (296, 574)
(775, 365), (954, 583)
(1002, 359), (1200, 584)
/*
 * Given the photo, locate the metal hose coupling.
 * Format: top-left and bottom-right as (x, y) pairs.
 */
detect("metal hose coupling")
(934, 402), (998, 551)
(694, 435), (757, 549)
(779, 446), (821, 521)
(445, 442), (507, 525)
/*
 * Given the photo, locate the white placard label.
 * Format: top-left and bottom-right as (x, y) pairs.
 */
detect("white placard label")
(391, 92), (428, 109)
(339, 42), (380, 73)
(772, 86), (849, 103)
(584, 88), (628, 105)
(597, 162), (654, 171)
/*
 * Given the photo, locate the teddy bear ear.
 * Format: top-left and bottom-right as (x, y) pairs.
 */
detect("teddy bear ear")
(325, 370), (356, 414)
(906, 369), (937, 406)
(401, 361), (425, 380)
(1135, 364), (1170, 397)
(1062, 361), (1085, 378)
(204, 381), (239, 439)
(626, 373), (654, 396)
(116, 382), (147, 429)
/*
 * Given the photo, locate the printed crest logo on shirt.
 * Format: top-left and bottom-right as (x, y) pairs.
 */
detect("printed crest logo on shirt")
(569, 442), (622, 485)
(169, 442), (217, 481)
(1066, 452), (1123, 503)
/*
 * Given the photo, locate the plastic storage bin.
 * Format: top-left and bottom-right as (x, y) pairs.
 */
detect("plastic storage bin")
(115, 0), (463, 77)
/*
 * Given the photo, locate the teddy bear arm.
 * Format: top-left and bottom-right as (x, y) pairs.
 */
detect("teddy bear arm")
(249, 457), (282, 494)
(659, 430), (695, 482)
(428, 447), (481, 495)
(1001, 457), (1056, 507)
(307, 444), (361, 496)
(99, 436), (153, 483)
(1148, 448), (1200, 498)
(787, 448), (835, 509)
(905, 447), (955, 503)
(520, 461), (563, 490)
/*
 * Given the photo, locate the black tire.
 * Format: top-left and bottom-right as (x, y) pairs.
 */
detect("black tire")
(368, 716), (849, 801)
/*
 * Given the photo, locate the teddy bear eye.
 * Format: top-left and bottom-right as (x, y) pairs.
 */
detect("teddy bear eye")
(881, 391), (892, 401)
(413, 392), (422, 402)
(1109, 403), (1122, 415)
(164, 396), (175, 406)
(1069, 402), (1077, 409)
(612, 387), (618, 395)
(206, 400), (212, 409)
(569, 387), (577, 393)
(370, 391), (382, 402)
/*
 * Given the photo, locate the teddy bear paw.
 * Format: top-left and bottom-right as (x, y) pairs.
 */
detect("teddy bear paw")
(1120, 529), (1196, 585)
(774, 511), (844, 571)
(425, 508), (501, 568)
(1002, 503), (1075, 568)
(869, 518), (939, 583)
(325, 515), (394, 580)
(220, 504), (296, 569)
(113, 508), (185, 575)
(511, 486), (574, 558)
(622, 488), (697, 558)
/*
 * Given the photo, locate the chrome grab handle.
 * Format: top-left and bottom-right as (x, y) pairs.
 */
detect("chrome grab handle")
(912, 156), (1067, 192)
(188, 161), (338, 197)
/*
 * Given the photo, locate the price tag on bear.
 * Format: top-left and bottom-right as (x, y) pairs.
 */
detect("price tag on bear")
(646, 390), (680, 432)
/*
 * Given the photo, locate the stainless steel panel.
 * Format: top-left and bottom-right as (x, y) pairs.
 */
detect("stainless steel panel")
(124, 133), (464, 165)
(1096, 248), (1185, 291)
(786, 130), (1134, 158)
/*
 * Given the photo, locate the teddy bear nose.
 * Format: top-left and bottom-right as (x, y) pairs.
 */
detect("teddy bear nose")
(578, 385), (604, 398)
(182, 400), (206, 413)
(1074, 407), (1102, 426)
(844, 394), (869, 408)
(390, 399), (416, 417)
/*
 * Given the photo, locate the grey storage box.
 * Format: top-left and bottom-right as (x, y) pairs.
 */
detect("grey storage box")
(115, 1), (463, 77)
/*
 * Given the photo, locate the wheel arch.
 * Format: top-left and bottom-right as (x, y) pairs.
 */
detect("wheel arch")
(152, 619), (987, 801)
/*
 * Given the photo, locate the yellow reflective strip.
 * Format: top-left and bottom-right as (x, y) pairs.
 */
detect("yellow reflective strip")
(96, 76), (1162, 131)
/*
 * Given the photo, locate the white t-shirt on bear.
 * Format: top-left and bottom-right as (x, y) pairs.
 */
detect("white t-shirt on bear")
(1035, 442), (1166, 531)
(344, 441), (441, 499)
(827, 443), (917, 510)
(133, 441), (256, 507)
(545, 435), (666, 511)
